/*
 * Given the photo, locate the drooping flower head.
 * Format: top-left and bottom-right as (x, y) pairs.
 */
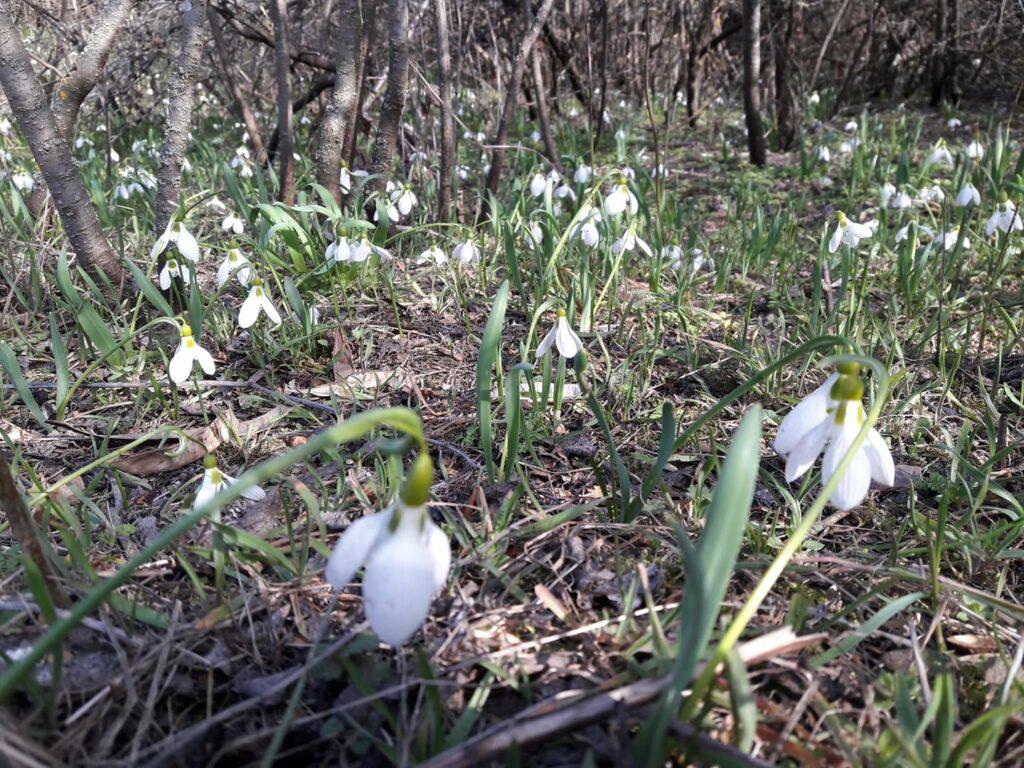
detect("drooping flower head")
(828, 211), (877, 253)
(536, 309), (584, 360)
(773, 362), (894, 510)
(194, 453), (266, 512)
(169, 322), (215, 386)
(238, 276), (282, 329)
(325, 452), (451, 646)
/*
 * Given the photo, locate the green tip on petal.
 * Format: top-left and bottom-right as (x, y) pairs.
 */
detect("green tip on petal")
(399, 452), (434, 507)
(203, 454), (217, 469)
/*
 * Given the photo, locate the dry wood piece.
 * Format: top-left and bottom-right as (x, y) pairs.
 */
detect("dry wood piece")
(419, 628), (825, 768)
(0, 454), (68, 608)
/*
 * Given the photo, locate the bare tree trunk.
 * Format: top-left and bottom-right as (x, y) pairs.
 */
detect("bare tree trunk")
(531, 46), (560, 171)
(313, 0), (362, 202)
(27, 0), (135, 216)
(742, 0), (766, 166)
(480, 0), (556, 222)
(0, 2), (124, 286)
(154, 0), (207, 235)
(772, 0), (798, 150)
(208, 8), (267, 165)
(345, 0), (378, 167)
(269, 0), (295, 203)
(368, 0), (410, 190)
(434, 0), (455, 221)
(593, 0), (610, 145)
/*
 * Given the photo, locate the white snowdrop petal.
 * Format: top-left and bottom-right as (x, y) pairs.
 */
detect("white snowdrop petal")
(828, 225), (843, 254)
(168, 340), (193, 385)
(362, 535), (437, 645)
(176, 227), (200, 262)
(194, 345), (216, 375)
(535, 326), (557, 358)
(425, 521), (452, 594)
(238, 291), (261, 328)
(822, 422), (872, 511)
(773, 373), (838, 456)
(261, 295), (282, 325)
(865, 428), (896, 486)
(784, 419), (831, 482)
(324, 512), (389, 589)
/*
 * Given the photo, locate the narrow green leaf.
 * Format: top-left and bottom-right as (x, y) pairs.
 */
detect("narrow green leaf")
(0, 342), (49, 428)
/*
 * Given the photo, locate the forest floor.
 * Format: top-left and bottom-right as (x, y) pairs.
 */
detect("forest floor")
(1, 99), (1023, 766)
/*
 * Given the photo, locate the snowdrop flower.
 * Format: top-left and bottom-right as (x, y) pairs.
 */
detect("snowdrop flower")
(169, 323), (215, 385)
(571, 205), (602, 248)
(325, 453), (449, 646)
(339, 165), (352, 194)
(351, 235), (390, 263)
(152, 221), (200, 263)
(773, 362), (894, 510)
(890, 188), (912, 210)
(928, 142), (954, 167)
(221, 212), (245, 235)
(390, 184), (417, 217)
(525, 221), (544, 249)
(574, 164), (592, 184)
(965, 140), (984, 159)
(529, 173), (548, 198)
(217, 248), (252, 287)
(530, 130), (542, 143)
(11, 172), (33, 191)
(880, 182), (896, 208)
(941, 228), (969, 251)
(611, 228), (652, 257)
(947, 117), (962, 129)
(554, 184), (576, 203)
(843, 120), (858, 132)
(114, 181), (144, 199)
(194, 454), (266, 512)
(456, 166), (470, 181)
(838, 140), (855, 155)
(158, 256), (190, 290)
(984, 199), (1024, 237)
(604, 179), (638, 217)
(535, 309), (584, 359)
(691, 248), (714, 272)
(417, 245), (447, 265)
(895, 224), (911, 244)
(662, 245), (684, 270)
(325, 235), (351, 266)
(109, 148), (120, 163)
(817, 146), (831, 163)
(829, 212), (877, 253)
(919, 185), (945, 205)
(955, 182), (980, 208)
(238, 276), (282, 328)
(452, 237), (480, 264)
(808, 92), (820, 105)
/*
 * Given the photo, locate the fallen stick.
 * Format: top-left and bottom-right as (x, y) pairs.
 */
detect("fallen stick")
(418, 627), (825, 768)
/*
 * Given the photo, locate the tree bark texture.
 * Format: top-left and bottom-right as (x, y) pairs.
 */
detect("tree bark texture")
(208, 7), (267, 165)
(368, 0), (410, 190)
(434, 0), (455, 221)
(155, 0), (207, 234)
(0, 1), (125, 286)
(480, 0), (555, 221)
(772, 0), (798, 150)
(269, 0), (295, 202)
(742, 0), (767, 166)
(314, 0), (362, 202)
(345, 0), (377, 167)
(27, 0), (135, 215)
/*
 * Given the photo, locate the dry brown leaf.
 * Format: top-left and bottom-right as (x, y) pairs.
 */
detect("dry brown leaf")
(113, 406), (289, 476)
